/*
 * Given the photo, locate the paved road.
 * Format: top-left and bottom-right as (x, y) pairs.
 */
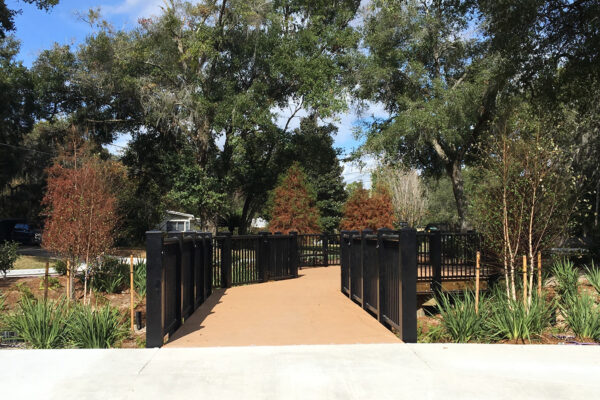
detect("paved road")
(1, 343), (599, 399)
(166, 266), (399, 347)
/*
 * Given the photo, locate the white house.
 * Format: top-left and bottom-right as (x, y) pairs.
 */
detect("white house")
(158, 210), (197, 232)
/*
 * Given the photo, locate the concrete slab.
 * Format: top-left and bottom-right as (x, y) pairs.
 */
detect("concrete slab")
(166, 266), (400, 347)
(1, 344), (599, 399)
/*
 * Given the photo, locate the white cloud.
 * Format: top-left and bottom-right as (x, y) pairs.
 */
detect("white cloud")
(102, 0), (164, 21)
(341, 155), (378, 189)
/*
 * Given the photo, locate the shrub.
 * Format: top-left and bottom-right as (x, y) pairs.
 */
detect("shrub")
(38, 277), (62, 291)
(53, 259), (67, 275)
(486, 291), (554, 342)
(15, 282), (35, 300)
(133, 260), (146, 297)
(91, 256), (128, 293)
(551, 259), (579, 303)
(0, 241), (19, 276)
(560, 293), (600, 341)
(584, 262), (600, 295)
(67, 304), (128, 348)
(4, 296), (70, 349)
(436, 290), (488, 343)
(340, 184), (395, 231)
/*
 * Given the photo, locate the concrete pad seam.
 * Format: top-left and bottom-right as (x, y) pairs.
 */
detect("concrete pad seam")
(136, 348), (160, 375)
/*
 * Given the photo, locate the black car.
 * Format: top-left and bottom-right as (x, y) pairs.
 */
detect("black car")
(0, 219), (42, 245)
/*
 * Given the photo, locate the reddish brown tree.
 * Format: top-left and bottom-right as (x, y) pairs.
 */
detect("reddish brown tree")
(269, 164), (320, 234)
(42, 150), (120, 300)
(340, 185), (395, 231)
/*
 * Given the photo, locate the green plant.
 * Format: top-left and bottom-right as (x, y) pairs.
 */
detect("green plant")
(91, 256), (128, 293)
(4, 296), (70, 349)
(552, 259), (579, 303)
(39, 277), (62, 291)
(0, 241), (19, 276)
(67, 304), (128, 348)
(133, 260), (146, 297)
(418, 322), (446, 343)
(53, 259), (67, 276)
(560, 293), (600, 341)
(436, 290), (488, 343)
(15, 282), (34, 301)
(486, 291), (554, 342)
(584, 262), (600, 295)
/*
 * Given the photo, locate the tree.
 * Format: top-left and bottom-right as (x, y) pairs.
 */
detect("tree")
(472, 103), (574, 304)
(340, 184), (394, 231)
(287, 116), (347, 233)
(42, 142), (120, 301)
(0, 0), (58, 38)
(356, 0), (504, 230)
(372, 166), (427, 228)
(268, 164), (320, 234)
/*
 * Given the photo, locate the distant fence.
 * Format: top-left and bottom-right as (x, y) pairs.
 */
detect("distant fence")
(416, 231), (486, 293)
(298, 234), (341, 267)
(340, 229), (417, 343)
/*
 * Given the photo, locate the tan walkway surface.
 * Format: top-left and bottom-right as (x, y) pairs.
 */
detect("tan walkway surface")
(166, 266), (400, 347)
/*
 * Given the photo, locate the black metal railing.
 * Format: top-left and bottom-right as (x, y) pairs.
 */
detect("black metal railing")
(416, 231), (485, 292)
(298, 234), (340, 267)
(146, 231), (213, 348)
(340, 229), (417, 343)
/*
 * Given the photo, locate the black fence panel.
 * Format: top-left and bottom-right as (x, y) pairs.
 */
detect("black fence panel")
(146, 231), (213, 348)
(340, 229), (417, 342)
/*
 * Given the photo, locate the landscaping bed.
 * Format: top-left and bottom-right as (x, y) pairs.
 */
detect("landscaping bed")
(0, 273), (146, 349)
(413, 261), (600, 345)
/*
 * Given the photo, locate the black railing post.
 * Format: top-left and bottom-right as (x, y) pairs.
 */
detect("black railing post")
(430, 231), (442, 295)
(258, 231), (269, 281)
(173, 231), (184, 322)
(399, 228), (417, 343)
(360, 229), (372, 308)
(204, 232), (212, 297)
(340, 231), (347, 293)
(289, 231), (299, 277)
(349, 230), (359, 299)
(146, 231), (164, 348)
(377, 228), (390, 322)
(322, 233), (329, 267)
(221, 232), (232, 288)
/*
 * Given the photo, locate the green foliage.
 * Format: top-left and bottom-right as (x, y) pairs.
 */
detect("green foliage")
(436, 291), (488, 343)
(584, 262), (600, 295)
(133, 259), (146, 297)
(486, 291), (554, 342)
(53, 259), (67, 275)
(560, 292), (600, 341)
(552, 259), (580, 303)
(15, 282), (34, 300)
(91, 257), (128, 294)
(38, 276), (61, 291)
(4, 296), (69, 349)
(67, 304), (128, 348)
(0, 240), (19, 276)
(417, 322), (446, 343)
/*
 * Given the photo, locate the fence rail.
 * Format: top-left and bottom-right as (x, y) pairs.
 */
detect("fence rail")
(340, 229), (417, 342)
(297, 234), (340, 267)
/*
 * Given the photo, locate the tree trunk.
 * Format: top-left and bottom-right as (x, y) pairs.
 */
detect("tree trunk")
(446, 160), (468, 231)
(239, 195), (253, 235)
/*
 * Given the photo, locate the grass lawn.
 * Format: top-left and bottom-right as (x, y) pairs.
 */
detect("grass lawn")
(13, 255), (54, 270)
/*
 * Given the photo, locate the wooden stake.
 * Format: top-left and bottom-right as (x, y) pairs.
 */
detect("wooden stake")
(537, 251), (542, 296)
(475, 251), (480, 314)
(44, 261), (49, 302)
(66, 260), (71, 300)
(130, 254), (135, 332)
(522, 255), (527, 307)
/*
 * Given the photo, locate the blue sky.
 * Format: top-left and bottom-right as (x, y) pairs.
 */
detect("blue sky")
(7, 0), (384, 186)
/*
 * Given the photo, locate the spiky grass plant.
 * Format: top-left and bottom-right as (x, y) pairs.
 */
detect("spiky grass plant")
(67, 304), (128, 348)
(584, 262), (600, 295)
(560, 292), (600, 341)
(133, 260), (147, 297)
(4, 296), (70, 349)
(551, 259), (579, 303)
(436, 290), (488, 343)
(486, 290), (554, 342)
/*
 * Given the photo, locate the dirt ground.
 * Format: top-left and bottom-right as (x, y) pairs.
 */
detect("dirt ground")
(0, 275), (146, 348)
